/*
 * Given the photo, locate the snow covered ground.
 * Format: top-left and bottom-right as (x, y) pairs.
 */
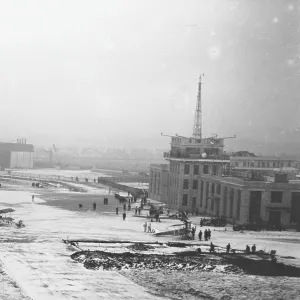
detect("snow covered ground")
(0, 190), (165, 300)
(9, 169), (111, 181)
(0, 182), (300, 299)
(118, 182), (149, 189)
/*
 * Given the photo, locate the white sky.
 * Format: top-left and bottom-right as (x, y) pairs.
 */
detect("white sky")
(0, 0), (299, 150)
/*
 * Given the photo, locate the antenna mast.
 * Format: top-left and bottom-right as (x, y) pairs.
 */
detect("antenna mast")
(193, 74), (204, 139)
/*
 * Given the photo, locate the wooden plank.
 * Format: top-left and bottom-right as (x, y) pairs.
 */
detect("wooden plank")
(62, 239), (164, 245)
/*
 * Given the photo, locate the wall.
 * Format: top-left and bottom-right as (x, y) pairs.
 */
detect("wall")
(10, 151), (33, 169)
(0, 151), (11, 169)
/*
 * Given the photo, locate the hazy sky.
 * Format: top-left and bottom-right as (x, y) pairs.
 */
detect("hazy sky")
(0, 0), (299, 152)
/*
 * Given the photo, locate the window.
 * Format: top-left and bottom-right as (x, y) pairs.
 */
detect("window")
(193, 180), (198, 189)
(184, 164), (190, 174)
(258, 162), (261, 167)
(182, 194), (188, 206)
(194, 165), (199, 175)
(212, 165), (217, 175)
(205, 182), (209, 208)
(243, 162), (246, 167)
(192, 197), (196, 208)
(216, 184), (221, 194)
(183, 179), (189, 189)
(262, 162), (265, 168)
(251, 161), (255, 167)
(236, 190), (241, 220)
(271, 191), (283, 203)
(200, 180), (204, 207)
(203, 165), (209, 174)
(266, 161), (270, 168)
(211, 183), (215, 194)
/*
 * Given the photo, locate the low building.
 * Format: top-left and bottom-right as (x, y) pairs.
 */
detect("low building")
(149, 135), (300, 228)
(148, 164), (169, 203)
(0, 142), (34, 169)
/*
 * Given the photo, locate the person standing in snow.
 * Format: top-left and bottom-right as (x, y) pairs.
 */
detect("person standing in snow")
(198, 230), (202, 241)
(143, 222), (147, 232)
(116, 206), (119, 215)
(226, 243), (231, 253)
(208, 229), (211, 240)
(122, 211), (126, 221)
(147, 223), (152, 233)
(32, 195), (35, 202)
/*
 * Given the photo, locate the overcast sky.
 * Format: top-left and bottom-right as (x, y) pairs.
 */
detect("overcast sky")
(0, 0), (299, 152)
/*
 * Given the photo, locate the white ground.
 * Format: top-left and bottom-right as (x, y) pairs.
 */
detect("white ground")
(9, 169), (111, 180)
(0, 190), (165, 300)
(118, 182), (149, 189)
(0, 187), (299, 299)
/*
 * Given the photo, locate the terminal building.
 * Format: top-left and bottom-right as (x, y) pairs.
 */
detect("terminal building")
(148, 75), (300, 228)
(149, 136), (300, 228)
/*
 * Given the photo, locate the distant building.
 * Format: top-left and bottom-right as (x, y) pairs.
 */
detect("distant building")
(0, 141), (34, 169)
(33, 148), (53, 168)
(149, 135), (300, 228)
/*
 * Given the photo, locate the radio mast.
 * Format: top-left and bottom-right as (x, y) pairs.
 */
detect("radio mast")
(193, 74), (204, 139)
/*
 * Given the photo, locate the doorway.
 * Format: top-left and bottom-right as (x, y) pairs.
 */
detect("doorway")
(249, 191), (262, 223)
(269, 211), (281, 226)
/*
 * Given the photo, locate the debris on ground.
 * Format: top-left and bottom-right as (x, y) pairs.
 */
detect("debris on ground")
(126, 243), (154, 251)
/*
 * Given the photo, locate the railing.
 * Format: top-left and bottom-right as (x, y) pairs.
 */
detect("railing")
(164, 152), (230, 160)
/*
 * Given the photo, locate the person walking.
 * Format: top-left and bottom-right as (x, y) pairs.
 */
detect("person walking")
(143, 222), (147, 232)
(138, 207), (141, 215)
(208, 229), (211, 240)
(135, 206), (138, 215)
(204, 229), (208, 241)
(191, 227), (196, 240)
(198, 230), (202, 241)
(147, 222), (152, 233)
(116, 206), (119, 215)
(123, 211), (126, 221)
(200, 218), (203, 227)
(209, 242), (215, 253)
(93, 202), (96, 211)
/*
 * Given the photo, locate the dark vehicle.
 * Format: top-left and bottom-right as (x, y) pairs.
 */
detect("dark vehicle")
(202, 217), (226, 227)
(233, 223), (284, 232)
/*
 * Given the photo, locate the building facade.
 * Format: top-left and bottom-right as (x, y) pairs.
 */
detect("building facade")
(149, 135), (300, 228)
(0, 142), (34, 169)
(148, 164), (169, 203)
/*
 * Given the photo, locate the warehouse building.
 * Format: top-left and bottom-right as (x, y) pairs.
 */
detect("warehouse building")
(0, 141), (34, 169)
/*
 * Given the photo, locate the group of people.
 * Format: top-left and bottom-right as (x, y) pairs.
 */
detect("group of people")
(197, 229), (211, 241)
(143, 221), (153, 233)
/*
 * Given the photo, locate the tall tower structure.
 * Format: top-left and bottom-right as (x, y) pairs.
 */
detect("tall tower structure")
(193, 74), (204, 139)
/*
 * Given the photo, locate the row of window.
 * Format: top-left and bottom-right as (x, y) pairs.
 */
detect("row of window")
(184, 164), (219, 175)
(182, 186), (242, 220)
(236, 161), (293, 168)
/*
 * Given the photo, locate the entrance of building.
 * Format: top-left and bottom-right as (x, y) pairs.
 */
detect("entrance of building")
(291, 192), (300, 223)
(269, 211), (281, 226)
(249, 191), (262, 223)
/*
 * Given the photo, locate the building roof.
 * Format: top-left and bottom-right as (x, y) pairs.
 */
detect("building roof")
(0, 142), (34, 152)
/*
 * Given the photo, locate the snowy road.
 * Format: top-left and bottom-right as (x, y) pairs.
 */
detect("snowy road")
(0, 190), (165, 300)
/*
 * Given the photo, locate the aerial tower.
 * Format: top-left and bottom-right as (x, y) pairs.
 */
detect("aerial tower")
(192, 74), (204, 139)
